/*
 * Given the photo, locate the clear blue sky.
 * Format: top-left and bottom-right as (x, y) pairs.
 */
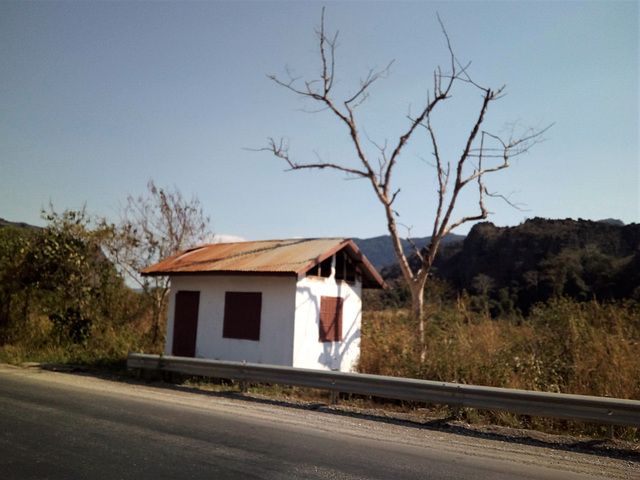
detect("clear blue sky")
(1, 1), (638, 241)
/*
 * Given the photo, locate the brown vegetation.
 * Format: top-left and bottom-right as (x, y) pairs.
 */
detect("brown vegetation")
(360, 298), (640, 399)
(359, 296), (640, 439)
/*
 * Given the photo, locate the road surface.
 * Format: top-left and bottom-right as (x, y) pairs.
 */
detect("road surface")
(0, 365), (636, 479)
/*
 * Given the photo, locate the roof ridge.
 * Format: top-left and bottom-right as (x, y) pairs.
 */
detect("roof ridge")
(204, 236), (348, 246)
(172, 238), (349, 271)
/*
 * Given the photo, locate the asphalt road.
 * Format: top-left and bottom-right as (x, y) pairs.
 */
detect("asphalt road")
(0, 366), (635, 479)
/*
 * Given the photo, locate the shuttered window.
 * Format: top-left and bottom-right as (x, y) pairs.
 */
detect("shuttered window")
(319, 296), (343, 343)
(223, 292), (262, 341)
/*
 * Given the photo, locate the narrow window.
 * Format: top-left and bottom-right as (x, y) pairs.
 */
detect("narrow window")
(335, 251), (345, 281)
(308, 256), (333, 278)
(346, 257), (356, 283)
(320, 256), (332, 277)
(223, 292), (262, 341)
(319, 296), (343, 343)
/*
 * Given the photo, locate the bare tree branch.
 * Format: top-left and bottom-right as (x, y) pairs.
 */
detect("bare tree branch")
(397, 222), (424, 263)
(484, 188), (530, 211)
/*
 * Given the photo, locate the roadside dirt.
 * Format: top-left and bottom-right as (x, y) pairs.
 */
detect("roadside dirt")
(4, 363), (639, 479)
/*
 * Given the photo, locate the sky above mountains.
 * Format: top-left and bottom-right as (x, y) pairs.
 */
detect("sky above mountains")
(1, 1), (638, 241)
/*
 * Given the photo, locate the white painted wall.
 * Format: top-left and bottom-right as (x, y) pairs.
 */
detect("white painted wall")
(293, 271), (362, 372)
(165, 275), (297, 365)
(163, 257), (364, 372)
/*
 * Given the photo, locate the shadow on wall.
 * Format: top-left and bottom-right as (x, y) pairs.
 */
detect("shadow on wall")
(317, 289), (360, 372)
(295, 283), (360, 371)
(318, 317), (359, 371)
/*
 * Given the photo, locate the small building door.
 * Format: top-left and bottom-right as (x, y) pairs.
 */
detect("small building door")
(172, 291), (200, 357)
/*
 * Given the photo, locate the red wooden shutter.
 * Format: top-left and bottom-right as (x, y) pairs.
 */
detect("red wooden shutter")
(172, 291), (200, 357)
(223, 292), (262, 341)
(319, 296), (343, 342)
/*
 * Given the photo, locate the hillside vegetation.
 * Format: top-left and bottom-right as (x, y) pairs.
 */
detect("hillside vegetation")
(0, 212), (161, 367)
(380, 218), (640, 315)
(360, 218), (640, 438)
(1, 214), (638, 440)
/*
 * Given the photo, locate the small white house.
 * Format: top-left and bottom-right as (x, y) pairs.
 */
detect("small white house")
(141, 238), (384, 372)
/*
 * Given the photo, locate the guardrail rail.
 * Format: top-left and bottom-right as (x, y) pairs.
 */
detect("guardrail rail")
(127, 353), (640, 437)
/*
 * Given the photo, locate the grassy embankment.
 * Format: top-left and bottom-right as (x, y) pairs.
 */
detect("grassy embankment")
(0, 299), (163, 372)
(359, 297), (640, 439)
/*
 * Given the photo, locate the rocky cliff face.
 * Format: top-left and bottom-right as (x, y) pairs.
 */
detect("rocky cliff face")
(383, 218), (640, 312)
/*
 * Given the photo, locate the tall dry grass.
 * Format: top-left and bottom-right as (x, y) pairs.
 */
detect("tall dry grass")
(359, 297), (640, 438)
(359, 297), (640, 400)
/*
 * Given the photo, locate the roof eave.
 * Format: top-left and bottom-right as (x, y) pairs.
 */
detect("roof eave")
(141, 270), (298, 278)
(139, 237), (385, 289)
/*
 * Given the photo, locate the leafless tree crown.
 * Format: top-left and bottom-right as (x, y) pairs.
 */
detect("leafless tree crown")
(261, 8), (550, 336)
(103, 180), (213, 343)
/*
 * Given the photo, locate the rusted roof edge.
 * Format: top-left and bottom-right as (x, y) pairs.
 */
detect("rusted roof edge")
(141, 270), (298, 279)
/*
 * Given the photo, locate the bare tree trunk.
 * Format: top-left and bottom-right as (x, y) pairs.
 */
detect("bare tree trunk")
(409, 275), (428, 362)
(151, 295), (162, 346)
(150, 280), (170, 347)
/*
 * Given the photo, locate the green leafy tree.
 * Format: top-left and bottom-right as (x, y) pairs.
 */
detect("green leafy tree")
(0, 208), (131, 348)
(24, 208), (119, 344)
(0, 227), (33, 340)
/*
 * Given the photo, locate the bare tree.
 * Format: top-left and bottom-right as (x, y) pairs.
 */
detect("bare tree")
(262, 9), (550, 360)
(104, 180), (213, 344)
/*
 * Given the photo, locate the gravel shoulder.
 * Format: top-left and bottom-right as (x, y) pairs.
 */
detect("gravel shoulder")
(3, 363), (639, 479)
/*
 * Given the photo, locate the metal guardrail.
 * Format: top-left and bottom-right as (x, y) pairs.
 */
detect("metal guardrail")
(127, 353), (640, 431)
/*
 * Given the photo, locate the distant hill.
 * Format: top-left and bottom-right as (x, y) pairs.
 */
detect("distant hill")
(382, 217), (640, 312)
(354, 233), (464, 271)
(598, 218), (625, 227)
(0, 218), (39, 230)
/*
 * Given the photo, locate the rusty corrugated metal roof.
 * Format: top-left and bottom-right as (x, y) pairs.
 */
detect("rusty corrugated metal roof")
(140, 237), (384, 289)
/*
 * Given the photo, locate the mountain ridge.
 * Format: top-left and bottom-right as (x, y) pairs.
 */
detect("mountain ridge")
(379, 217), (639, 313)
(353, 233), (464, 271)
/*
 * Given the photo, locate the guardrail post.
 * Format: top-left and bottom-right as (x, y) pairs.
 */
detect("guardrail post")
(606, 424), (614, 440)
(330, 368), (339, 405)
(451, 405), (461, 420)
(157, 354), (165, 381)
